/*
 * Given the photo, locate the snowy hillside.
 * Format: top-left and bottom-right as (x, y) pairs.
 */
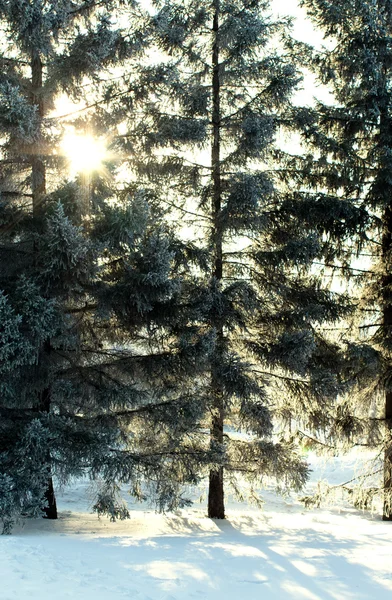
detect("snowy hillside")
(1, 452), (391, 600)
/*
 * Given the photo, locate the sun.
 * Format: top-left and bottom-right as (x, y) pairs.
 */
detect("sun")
(61, 131), (107, 176)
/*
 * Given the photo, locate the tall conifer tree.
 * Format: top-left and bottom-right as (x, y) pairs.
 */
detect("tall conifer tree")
(106, 0), (353, 518)
(300, 0), (392, 519)
(0, 0), (132, 528)
(0, 0), (205, 532)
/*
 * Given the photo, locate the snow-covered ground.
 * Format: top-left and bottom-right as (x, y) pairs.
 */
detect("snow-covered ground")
(1, 452), (391, 600)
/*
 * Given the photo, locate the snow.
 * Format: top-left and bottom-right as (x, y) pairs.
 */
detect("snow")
(1, 453), (391, 600)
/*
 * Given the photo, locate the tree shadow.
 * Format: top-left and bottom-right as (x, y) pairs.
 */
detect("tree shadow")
(211, 516), (391, 599)
(8, 507), (392, 600)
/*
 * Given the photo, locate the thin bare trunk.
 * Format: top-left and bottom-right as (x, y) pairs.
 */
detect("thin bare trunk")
(382, 204), (392, 521)
(43, 476), (58, 519)
(30, 53), (57, 519)
(208, 0), (225, 520)
(384, 391), (392, 520)
(31, 50), (46, 217)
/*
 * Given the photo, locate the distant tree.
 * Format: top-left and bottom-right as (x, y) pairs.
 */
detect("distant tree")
(300, 0), (392, 519)
(103, 0), (356, 519)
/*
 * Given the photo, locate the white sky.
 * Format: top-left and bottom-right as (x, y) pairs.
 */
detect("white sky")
(272, 0), (326, 48)
(272, 0), (334, 106)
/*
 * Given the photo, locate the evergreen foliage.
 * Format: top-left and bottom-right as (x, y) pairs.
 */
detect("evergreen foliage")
(0, 0), (208, 532)
(2, 0), (381, 530)
(300, 0), (392, 519)
(103, 0), (354, 518)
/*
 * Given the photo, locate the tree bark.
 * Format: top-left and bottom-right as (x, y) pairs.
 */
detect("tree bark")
(384, 393), (392, 520)
(35, 383), (58, 520)
(376, 53), (392, 519)
(382, 205), (392, 520)
(43, 474), (58, 519)
(30, 50), (46, 218)
(30, 55), (57, 519)
(208, 0), (225, 520)
(208, 406), (225, 519)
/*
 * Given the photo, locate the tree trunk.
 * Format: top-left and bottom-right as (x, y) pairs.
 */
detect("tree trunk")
(208, 407), (225, 519)
(384, 391), (392, 520)
(382, 206), (392, 520)
(30, 46), (58, 522)
(43, 475), (58, 519)
(208, 0), (225, 520)
(35, 384), (58, 520)
(30, 50), (46, 218)
(378, 78), (392, 520)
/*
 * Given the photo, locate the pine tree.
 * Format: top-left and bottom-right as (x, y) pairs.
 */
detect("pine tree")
(0, 0), (202, 532)
(103, 0), (354, 518)
(299, 0), (392, 519)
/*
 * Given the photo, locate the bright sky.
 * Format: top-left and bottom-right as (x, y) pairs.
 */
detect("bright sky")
(272, 0), (326, 48)
(271, 0), (334, 107)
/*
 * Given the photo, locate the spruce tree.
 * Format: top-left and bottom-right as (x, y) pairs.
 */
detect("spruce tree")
(299, 0), (392, 519)
(104, 0), (353, 518)
(0, 0), (203, 532)
(0, 0), (128, 528)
